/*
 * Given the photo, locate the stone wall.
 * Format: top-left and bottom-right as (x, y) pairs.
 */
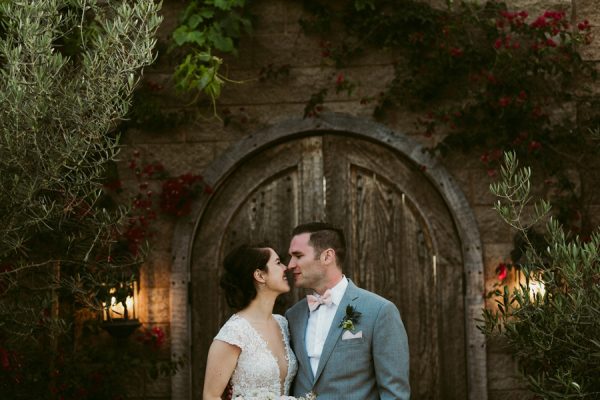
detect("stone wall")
(121, 0), (600, 398)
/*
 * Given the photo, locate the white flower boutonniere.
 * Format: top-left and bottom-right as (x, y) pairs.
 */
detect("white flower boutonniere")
(339, 305), (362, 332)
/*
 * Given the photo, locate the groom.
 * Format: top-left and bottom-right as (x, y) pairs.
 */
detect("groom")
(285, 222), (410, 400)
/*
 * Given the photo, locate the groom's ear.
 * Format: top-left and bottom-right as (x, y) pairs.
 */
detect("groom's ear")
(320, 248), (335, 265)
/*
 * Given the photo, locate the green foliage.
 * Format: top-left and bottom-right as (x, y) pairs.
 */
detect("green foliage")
(300, 0), (599, 240)
(172, 0), (252, 104)
(481, 152), (600, 399)
(0, 0), (171, 398)
(1, 321), (182, 399)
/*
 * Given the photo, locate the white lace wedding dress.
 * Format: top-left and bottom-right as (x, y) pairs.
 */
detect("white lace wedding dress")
(215, 314), (298, 399)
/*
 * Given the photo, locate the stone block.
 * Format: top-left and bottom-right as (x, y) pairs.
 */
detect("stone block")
(139, 287), (171, 323)
(124, 126), (187, 145)
(473, 205), (514, 244)
(486, 352), (528, 391)
(127, 373), (171, 399)
(483, 243), (514, 274)
(283, 0), (308, 35)
(445, 167), (473, 203)
(252, 0), (287, 35)
(471, 167), (505, 207)
(576, 0), (600, 27)
(588, 205), (600, 228)
(250, 32), (331, 68)
(488, 390), (533, 400)
(215, 64), (393, 105)
(125, 142), (216, 176)
(580, 26), (600, 61)
(180, 114), (252, 143)
(507, 0), (572, 15)
(141, 250), (173, 289)
(156, 1), (187, 43)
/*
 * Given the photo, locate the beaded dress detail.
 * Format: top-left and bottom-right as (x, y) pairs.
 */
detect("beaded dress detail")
(214, 314), (298, 398)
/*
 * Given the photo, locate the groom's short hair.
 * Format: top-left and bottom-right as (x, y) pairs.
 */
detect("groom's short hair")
(292, 222), (346, 268)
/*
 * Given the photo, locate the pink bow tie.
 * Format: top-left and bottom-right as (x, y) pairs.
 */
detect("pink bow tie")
(307, 289), (333, 312)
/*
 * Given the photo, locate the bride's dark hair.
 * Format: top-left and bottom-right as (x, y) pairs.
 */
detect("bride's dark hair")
(220, 244), (271, 310)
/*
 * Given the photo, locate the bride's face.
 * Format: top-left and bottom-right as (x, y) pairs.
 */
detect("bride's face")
(262, 248), (290, 294)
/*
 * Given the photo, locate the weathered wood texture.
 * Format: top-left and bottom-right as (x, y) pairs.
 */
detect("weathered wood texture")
(326, 137), (467, 399)
(146, 1), (600, 399)
(183, 126), (478, 399)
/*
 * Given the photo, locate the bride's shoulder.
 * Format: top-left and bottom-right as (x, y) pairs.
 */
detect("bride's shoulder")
(273, 314), (289, 326)
(218, 314), (245, 331)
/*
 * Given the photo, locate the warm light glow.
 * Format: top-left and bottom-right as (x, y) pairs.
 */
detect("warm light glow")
(516, 269), (546, 301)
(102, 281), (138, 321)
(528, 279), (546, 299)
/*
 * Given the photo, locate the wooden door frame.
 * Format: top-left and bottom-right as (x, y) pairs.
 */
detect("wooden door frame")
(169, 113), (487, 400)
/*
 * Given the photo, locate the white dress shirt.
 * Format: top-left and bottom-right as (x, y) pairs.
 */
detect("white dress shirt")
(305, 276), (348, 376)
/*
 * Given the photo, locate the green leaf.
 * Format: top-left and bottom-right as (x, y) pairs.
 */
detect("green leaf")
(207, 26), (234, 52)
(199, 8), (215, 18)
(172, 27), (190, 46)
(187, 14), (203, 30)
(214, 0), (232, 10)
(188, 30), (207, 47)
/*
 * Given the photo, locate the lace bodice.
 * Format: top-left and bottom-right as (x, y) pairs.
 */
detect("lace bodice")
(215, 314), (298, 397)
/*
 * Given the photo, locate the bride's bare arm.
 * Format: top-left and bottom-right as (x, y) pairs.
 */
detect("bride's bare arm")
(203, 340), (241, 400)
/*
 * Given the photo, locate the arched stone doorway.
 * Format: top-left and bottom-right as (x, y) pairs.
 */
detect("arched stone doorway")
(170, 114), (487, 400)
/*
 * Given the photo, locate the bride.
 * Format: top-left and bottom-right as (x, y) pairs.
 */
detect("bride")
(203, 244), (299, 399)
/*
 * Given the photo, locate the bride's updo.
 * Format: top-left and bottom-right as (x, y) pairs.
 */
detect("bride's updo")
(220, 244), (271, 310)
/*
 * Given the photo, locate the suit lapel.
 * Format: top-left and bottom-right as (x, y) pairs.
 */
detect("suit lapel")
(292, 301), (313, 380)
(313, 281), (360, 383)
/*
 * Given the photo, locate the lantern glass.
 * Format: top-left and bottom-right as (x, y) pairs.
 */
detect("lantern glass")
(101, 279), (141, 338)
(102, 280), (138, 322)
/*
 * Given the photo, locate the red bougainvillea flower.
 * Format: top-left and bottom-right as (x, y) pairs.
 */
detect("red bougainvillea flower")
(498, 96), (511, 107)
(544, 10), (565, 21)
(496, 263), (508, 281)
(450, 47), (463, 57)
(494, 37), (503, 49)
(578, 20), (590, 31)
(139, 326), (166, 350)
(487, 169), (497, 178)
(480, 152), (490, 164)
(1, 348), (10, 370)
(528, 140), (542, 152)
(336, 72), (345, 86)
(531, 16), (547, 28)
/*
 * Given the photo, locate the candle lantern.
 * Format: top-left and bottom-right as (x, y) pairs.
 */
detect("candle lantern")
(100, 278), (141, 338)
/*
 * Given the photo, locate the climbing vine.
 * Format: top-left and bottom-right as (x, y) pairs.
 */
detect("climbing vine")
(166, 0), (598, 243)
(171, 0), (252, 105)
(299, 0), (598, 242)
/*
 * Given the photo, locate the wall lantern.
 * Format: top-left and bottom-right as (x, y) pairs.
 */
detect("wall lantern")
(516, 268), (546, 302)
(100, 278), (141, 338)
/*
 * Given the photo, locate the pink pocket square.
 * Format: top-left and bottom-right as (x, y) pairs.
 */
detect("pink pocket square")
(342, 330), (363, 340)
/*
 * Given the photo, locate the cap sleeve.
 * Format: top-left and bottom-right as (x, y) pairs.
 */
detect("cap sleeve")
(214, 315), (245, 350)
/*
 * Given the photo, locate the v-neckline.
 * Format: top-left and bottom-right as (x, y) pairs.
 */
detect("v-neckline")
(235, 314), (291, 394)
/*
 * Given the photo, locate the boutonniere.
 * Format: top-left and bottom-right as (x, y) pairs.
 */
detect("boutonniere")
(339, 305), (362, 332)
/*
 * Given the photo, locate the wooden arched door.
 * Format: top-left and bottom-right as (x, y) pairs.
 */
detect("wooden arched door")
(191, 134), (466, 399)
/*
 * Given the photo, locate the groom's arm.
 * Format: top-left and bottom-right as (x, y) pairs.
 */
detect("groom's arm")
(372, 301), (410, 400)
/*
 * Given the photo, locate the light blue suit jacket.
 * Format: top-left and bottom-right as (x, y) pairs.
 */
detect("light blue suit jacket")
(285, 280), (410, 399)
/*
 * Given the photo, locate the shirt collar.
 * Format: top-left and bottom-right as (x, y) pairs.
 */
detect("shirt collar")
(328, 276), (348, 306)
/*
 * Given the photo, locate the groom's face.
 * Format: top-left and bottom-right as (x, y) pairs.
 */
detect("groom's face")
(288, 232), (324, 290)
